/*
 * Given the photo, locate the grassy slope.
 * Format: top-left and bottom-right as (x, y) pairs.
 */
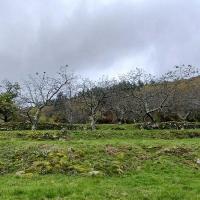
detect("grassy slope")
(0, 126), (200, 200)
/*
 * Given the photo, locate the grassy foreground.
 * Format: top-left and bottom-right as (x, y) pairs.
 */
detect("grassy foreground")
(0, 125), (200, 199)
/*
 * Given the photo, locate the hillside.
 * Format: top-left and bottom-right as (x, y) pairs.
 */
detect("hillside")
(0, 125), (200, 199)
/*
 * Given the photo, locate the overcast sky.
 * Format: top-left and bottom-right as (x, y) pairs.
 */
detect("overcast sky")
(0, 0), (200, 81)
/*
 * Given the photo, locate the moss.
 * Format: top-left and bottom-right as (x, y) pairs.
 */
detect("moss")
(68, 164), (91, 174)
(28, 161), (52, 174)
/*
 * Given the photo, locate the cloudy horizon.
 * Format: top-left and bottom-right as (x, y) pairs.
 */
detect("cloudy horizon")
(0, 0), (200, 81)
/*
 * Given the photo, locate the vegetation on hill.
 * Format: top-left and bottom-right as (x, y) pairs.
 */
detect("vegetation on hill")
(0, 125), (200, 199)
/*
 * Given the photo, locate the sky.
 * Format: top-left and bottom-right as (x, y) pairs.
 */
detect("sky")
(0, 0), (200, 81)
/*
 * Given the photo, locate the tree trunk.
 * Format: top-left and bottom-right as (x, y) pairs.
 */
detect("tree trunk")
(177, 111), (191, 121)
(90, 115), (96, 131)
(31, 108), (41, 130)
(4, 115), (8, 123)
(119, 111), (125, 124)
(68, 110), (73, 125)
(144, 102), (155, 123)
(143, 112), (155, 123)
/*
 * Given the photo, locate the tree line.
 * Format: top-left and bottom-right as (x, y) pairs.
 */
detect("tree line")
(0, 65), (200, 130)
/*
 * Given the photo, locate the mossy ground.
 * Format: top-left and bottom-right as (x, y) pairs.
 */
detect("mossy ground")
(0, 125), (200, 199)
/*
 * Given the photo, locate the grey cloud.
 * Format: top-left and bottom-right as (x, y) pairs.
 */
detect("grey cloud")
(0, 0), (200, 80)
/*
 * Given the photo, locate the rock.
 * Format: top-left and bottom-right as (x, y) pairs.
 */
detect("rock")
(196, 159), (200, 165)
(15, 171), (33, 178)
(60, 128), (66, 133)
(15, 170), (25, 176)
(89, 170), (101, 176)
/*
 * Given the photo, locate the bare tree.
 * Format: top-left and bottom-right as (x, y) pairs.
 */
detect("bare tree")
(107, 81), (133, 124)
(22, 66), (73, 130)
(62, 73), (79, 124)
(121, 68), (173, 123)
(164, 65), (200, 121)
(80, 77), (112, 130)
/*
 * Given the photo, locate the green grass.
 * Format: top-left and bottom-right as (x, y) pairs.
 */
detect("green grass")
(0, 126), (200, 199)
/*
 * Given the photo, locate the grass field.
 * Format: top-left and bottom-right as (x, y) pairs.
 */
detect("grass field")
(0, 125), (200, 200)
